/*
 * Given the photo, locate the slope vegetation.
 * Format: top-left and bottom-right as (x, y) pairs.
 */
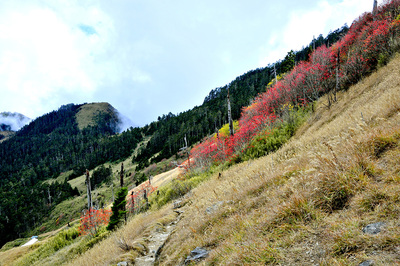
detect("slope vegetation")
(19, 51), (398, 266)
(154, 53), (400, 265)
(75, 102), (120, 131)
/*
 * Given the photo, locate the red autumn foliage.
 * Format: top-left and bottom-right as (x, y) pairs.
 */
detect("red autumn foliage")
(190, 0), (400, 170)
(79, 208), (112, 237)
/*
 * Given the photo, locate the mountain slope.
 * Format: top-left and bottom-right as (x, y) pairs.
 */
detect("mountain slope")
(75, 102), (121, 132)
(154, 53), (400, 265)
(132, 25), (348, 170)
(56, 52), (400, 266)
(0, 102), (144, 247)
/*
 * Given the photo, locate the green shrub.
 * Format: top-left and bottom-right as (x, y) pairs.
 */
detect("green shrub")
(242, 106), (309, 161)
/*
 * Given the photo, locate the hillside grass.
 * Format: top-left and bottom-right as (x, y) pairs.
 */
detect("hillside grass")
(75, 102), (117, 131)
(0, 130), (15, 143)
(2, 54), (400, 265)
(155, 53), (400, 265)
(66, 205), (177, 265)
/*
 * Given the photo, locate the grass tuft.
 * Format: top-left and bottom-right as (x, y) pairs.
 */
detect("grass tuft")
(274, 194), (317, 225)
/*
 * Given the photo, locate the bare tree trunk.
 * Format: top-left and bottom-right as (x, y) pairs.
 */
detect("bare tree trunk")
(47, 187), (52, 206)
(227, 85), (234, 136)
(373, 0), (378, 19)
(86, 169), (92, 210)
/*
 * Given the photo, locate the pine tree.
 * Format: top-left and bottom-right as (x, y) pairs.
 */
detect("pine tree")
(107, 187), (128, 231)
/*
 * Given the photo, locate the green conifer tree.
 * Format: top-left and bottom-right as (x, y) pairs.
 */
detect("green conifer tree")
(107, 187), (128, 231)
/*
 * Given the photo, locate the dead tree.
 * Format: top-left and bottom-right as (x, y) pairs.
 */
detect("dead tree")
(373, 0), (378, 19)
(143, 189), (148, 210)
(227, 85), (234, 136)
(131, 191), (135, 214)
(47, 187), (52, 206)
(86, 169), (92, 210)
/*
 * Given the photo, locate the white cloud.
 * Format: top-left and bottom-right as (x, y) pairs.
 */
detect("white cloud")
(131, 68), (152, 84)
(0, 113), (32, 131)
(259, 0), (373, 67)
(0, 1), (117, 118)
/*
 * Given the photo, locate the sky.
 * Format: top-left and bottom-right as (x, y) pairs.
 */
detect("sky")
(0, 0), (375, 129)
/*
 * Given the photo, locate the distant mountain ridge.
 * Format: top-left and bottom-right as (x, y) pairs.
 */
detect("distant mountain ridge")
(0, 102), (144, 247)
(0, 112), (31, 132)
(75, 102), (121, 132)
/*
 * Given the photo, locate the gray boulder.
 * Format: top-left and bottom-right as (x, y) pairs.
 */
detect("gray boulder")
(184, 247), (209, 264)
(362, 222), (385, 235)
(359, 260), (374, 266)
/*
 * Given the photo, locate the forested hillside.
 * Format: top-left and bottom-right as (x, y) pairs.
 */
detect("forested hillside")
(0, 103), (143, 246)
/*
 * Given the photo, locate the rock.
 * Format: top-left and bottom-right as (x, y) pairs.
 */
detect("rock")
(359, 260), (374, 266)
(362, 222), (385, 235)
(117, 262), (128, 266)
(205, 201), (224, 214)
(185, 247), (209, 264)
(173, 200), (183, 209)
(174, 209), (184, 215)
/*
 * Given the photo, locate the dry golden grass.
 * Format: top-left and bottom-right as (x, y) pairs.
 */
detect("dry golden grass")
(75, 102), (118, 131)
(66, 204), (177, 266)
(154, 54), (400, 265)
(0, 245), (32, 266)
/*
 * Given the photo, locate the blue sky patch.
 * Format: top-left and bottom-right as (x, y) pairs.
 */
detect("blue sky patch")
(78, 24), (97, 36)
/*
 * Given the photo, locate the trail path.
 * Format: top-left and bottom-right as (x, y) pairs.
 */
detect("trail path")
(134, 207), (184, 265)
(127, 166), (182, 196)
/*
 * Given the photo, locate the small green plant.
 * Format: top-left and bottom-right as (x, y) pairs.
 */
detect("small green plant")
(378, 52), (390, 67)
